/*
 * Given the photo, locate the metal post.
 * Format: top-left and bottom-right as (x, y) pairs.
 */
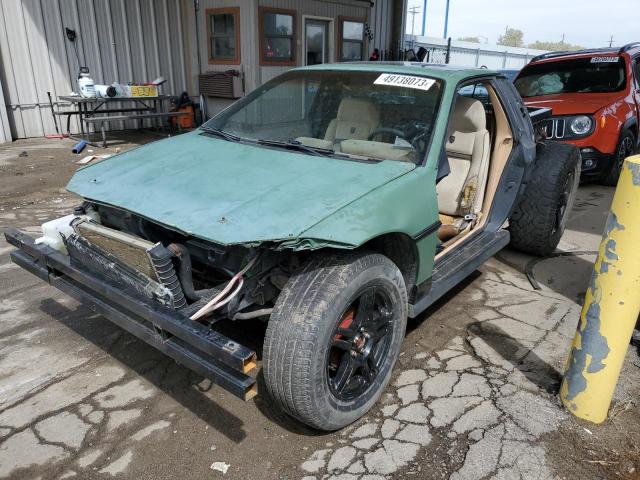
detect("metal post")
(443, 0), (450, 39)
(560, 155), (640, 423)
(421, 0), (427, 36)
(445, 37), (451, 64)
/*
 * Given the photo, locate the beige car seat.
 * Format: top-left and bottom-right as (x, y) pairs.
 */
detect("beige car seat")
(437, 96), (491, 241)
(324, 97), (381, 143)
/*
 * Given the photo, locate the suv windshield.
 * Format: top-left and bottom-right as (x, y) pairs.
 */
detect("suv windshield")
(203, 70), (444, 163)
(514, 57), (626, 97)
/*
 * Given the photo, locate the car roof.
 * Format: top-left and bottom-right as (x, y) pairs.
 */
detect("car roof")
(529, 42), (640, 64)
(291, 61), (501, 83)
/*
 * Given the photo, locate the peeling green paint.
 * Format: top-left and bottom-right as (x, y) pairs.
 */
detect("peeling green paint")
(627, 162), (640, 185)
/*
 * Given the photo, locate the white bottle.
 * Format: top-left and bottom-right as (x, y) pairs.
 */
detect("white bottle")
(35, 211), (101, 254)
(35, 214), (78, 253)
(78, 72), (96, 98)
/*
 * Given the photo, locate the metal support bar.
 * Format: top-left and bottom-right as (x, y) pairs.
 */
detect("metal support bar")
(4, 229), (257, 376)
(560, 155), (640, 423)
(11, 249), (256, 401)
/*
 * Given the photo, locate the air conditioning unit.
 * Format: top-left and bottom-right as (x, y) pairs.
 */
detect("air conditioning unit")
(199, 70), (243, 99)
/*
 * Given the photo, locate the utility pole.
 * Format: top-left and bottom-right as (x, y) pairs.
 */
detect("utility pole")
(443, 0), (451, 39)
(609, 35), (614, 47)
(408, 5), (421, 38)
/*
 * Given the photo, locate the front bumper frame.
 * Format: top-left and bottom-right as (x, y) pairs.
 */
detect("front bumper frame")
(4, 228), (257, 401)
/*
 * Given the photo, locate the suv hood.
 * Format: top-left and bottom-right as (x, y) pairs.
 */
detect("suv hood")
(523, 92), (623, 115)
(67, 131), (415, 246)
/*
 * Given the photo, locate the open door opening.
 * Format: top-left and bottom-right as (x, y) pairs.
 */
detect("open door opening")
(436, 81), (514, 256)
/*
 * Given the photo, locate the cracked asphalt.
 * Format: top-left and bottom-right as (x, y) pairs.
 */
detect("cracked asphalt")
(1, 137), (639, 480)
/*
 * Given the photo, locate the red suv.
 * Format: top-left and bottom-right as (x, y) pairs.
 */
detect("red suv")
(515, 43), (640, 185)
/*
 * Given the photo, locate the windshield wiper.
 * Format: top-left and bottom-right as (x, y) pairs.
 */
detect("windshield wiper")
(256, 138), (335, 157)
(200, 126), (242, 142)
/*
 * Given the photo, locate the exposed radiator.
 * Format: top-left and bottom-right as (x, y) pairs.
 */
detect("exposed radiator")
(71, 220), (186, 309)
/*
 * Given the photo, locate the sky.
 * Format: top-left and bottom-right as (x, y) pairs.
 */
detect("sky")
(405, 0), (639, 48)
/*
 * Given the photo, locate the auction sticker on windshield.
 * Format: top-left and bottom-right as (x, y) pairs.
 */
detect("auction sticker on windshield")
(590, 57), (619, 63)
(374, 74), (436, 91)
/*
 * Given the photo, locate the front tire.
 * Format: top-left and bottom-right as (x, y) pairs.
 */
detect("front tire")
(601, 129), (635, 186)
(509, 141), (580, 256)
(263, 251), (407, 431)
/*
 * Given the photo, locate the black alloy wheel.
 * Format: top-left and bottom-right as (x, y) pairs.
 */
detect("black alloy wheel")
(327, 286), (394, 401)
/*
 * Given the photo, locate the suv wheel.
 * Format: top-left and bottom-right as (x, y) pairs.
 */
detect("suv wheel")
(509, 141), (580, 256)
(601, 129), (636, 186)
(263, 251), (407, 430)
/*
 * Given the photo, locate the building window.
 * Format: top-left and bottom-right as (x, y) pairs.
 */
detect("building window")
(207, 7), (240, 65)
(340, 19), (365, 61)
(260, 7), (296, 66)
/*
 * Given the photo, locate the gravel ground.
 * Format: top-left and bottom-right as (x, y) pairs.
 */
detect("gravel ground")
(0, 135), (638, 480)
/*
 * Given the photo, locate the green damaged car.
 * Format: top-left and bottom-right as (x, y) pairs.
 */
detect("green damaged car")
(5, 63), (580, 430)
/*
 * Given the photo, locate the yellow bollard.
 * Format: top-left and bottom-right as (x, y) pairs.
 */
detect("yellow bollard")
(560, 155), (640, 423)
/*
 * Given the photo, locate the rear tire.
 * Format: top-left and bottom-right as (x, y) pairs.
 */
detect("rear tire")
(509, 141), (580, 256)
(601, 129), (635, 186)
(263, 251), (407, 431)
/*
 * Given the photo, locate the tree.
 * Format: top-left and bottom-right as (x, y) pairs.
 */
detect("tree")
(458, 36), (480, 43)
(528, 40), (584, 51)
(497, 27), (524, 48)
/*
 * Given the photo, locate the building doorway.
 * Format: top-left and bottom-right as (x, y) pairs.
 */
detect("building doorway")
(305, 19), (331, 65)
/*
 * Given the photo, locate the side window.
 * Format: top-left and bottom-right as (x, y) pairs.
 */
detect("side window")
(458, 83), (490, 106)
(633, 58), (640, 87)
(340, 19), (365, 61)
(207, 7), (240, 65)
(259, 8), (296, 66)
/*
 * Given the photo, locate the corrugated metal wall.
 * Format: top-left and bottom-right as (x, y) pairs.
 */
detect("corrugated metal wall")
(369, 0), (394, 58)
(0, 0), (190, 140)
(0, 77), (9, 143)
(0, 0), (406, 139)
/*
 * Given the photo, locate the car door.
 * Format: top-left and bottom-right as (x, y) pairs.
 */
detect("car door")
(488, 77), (537, 226)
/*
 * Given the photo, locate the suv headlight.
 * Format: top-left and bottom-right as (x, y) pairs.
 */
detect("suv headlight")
(568, 115), (593, 137)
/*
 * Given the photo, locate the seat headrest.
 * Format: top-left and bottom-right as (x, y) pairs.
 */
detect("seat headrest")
(451, 96), (486, 132)
(337, 97), (380, 123)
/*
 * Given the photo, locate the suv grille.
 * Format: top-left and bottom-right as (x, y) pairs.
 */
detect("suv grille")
(540, 117), (566, 139)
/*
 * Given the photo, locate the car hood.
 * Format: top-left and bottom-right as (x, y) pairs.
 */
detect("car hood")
(67, 131), (415, 246)
(523, 92), (623, 115)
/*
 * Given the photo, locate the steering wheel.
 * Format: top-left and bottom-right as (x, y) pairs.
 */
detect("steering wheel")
(367, 127), (411, 143)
